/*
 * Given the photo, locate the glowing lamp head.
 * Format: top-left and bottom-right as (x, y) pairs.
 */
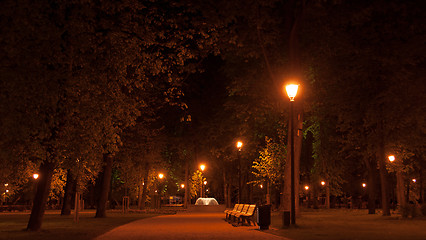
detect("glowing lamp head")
(4, 183), (8, 187)
(321, 181), (326, 186)
(236, 141), (243, 150)
(181, 184), (185, 188)
(412, 179), (417, 183)
(285, 84), (299, 101)
(388, 155), (395, 162)
(362, 183), (367, 188)
(158, 173), (164, 179)
(203, 181), (207, 185)
(200, 164), (206, 171)
(33, 173), (39, 179)
(304, 185), (309, 190)
(260, 184), (263, 189)
(5, 189), (9, 193)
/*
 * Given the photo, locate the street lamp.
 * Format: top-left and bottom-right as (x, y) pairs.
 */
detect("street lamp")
(321, 181), (325, 186)
(200, 164), (206, 172)
(362, 183), (367, 188)
(388, 155), (405, 209)
(236, 140), (243, 203)
(285, 83), (299, 225)
(156, 173), (165, 208)
(33, 174), (39, 179)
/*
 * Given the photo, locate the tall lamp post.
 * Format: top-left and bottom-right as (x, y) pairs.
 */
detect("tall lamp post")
(285, 84), (299, 225)
(388, 155), (405, 210)
(157, 173), (164, 208)
(199, 164), (206, 198)
(236, 141), (243, 203)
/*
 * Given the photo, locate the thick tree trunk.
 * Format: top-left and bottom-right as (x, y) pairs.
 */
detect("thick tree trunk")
(61, 169), (75, 216)
(223, 171), (228, 207)
(184, 161), (189, 208)
(95, 154), (113, 218)
(396, 170), (406, 210)
(325, 182), (330, 209)
(366, 158), (377, 214)
(377, 132), (391, 216)
(140, 164), (150, 210)
(27, 161), (55, 231)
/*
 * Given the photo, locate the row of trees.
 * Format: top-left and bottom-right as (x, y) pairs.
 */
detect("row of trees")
(0, 0), (424, 231)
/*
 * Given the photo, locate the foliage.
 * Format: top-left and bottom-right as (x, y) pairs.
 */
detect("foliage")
(190, 170), (205, 199)
(252, 136), (286, 186)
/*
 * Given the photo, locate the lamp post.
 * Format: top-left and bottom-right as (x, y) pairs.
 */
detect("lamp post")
(236, 141), (243, 203)
(203, 181), (207, 197)
(199, 164), (206, 198)
(388, 155), (405, 210)
(285, 84), (299, 225)
(156, 173), (164, 209)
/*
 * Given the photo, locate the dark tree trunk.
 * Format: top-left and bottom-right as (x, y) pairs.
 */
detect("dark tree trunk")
(377, 124), (391, 216)
(140, 164), (149, 210)
(61, 169), (75, 216)
(184, 161), (189, 208)
(27, 161), (55, 231)
(366, 158), (377, 214)
(95, 154), (113, 218)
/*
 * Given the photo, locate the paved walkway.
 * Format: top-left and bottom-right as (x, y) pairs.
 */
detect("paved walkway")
(95, 212), (290, 240)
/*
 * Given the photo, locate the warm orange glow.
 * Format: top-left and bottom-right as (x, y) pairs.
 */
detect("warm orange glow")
(33, 173), (39, 179)
(203, 181), (207, 185)
(260, 184), (263, 189)
(5, 190), (9, 193)
(321, 181), (326, 186)
(388, 155), (395, 162)
(181, 184), (185, 188)
(362, 183), (367, 188)
(4, 183), (8, 187)
(200, 164), (206, 171)
(412, 179), (417, 183)
(285, 84), (299, 101)
(158, 173), (164, 179)
(304, 185), (309, 190)
(236, 141), (243, 149)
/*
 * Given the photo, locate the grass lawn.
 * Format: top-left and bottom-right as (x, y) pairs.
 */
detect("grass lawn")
(268, 208), (426, 240)
(0, 210), (158, 240)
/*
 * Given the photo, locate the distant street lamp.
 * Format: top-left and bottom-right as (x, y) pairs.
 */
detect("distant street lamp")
(199, 164), (206, 198)
(285, 83), (299, 225)
(362, 183), (367, 188)
(156, 173), (165, 208)
(321, 181), (325, 186)
(181, 184), (185, 189)
(33, 173), (39, 179)
(236, 141), (243, 203)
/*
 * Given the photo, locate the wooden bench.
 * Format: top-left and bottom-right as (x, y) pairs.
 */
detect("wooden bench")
(230, 204), (249, 222)
(224, 204), (240, 220)
(235, 204), (256, 226)
(226, 204), (245, 222)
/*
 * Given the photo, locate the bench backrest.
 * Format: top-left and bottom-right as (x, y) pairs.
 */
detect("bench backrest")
(240, 204), (250, 214)
(236, 204), (244, 212)
(232, 204), (239, 211)
(245, 205), (256, 215)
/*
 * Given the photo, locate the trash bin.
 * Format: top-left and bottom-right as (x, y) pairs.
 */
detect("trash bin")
(256, 205), (271, 230)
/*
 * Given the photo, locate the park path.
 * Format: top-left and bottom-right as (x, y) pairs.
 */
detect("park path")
(95, 211), (290, 240)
